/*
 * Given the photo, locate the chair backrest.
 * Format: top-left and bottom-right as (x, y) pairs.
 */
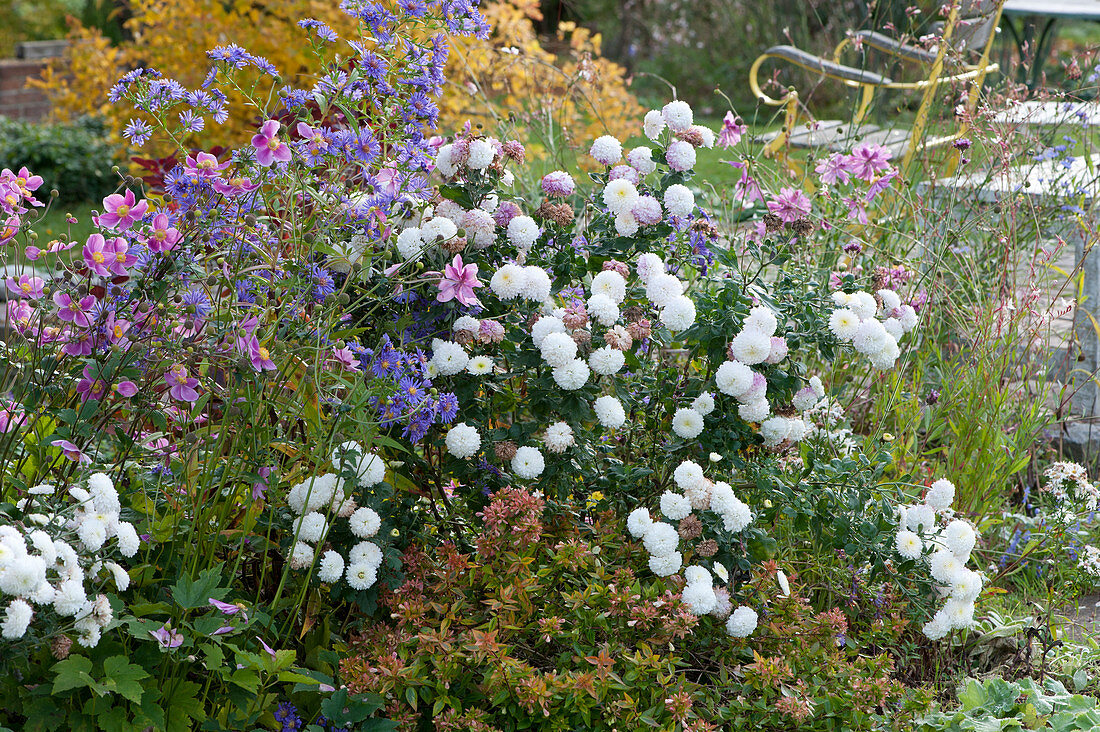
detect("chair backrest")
(933, 0), (1002, 56)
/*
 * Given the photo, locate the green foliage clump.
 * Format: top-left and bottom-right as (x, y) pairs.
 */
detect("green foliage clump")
(919, 677), (1100, 731)
(0, 116), (120, 205)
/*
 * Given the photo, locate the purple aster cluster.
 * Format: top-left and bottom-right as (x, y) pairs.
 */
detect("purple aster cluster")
(360, 336), (458, 442)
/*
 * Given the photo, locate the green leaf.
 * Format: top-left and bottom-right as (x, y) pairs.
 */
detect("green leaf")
(170, 565), (227, 609)
(52, 655), (105, 696)
(101, 656), (149, 704)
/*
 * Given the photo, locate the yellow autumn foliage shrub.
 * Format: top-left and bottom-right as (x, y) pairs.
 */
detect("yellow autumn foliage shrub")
(32, 0), (640, 159)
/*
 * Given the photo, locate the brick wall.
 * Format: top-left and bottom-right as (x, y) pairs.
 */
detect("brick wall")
(0, 58), (50, 121)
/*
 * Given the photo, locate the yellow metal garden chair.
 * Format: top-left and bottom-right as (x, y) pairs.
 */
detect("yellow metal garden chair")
(748, 0), (1005, 175)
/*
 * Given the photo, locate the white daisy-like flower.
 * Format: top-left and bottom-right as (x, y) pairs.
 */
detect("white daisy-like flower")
(434, 144), (457, 176)
(713, 562), (730, 583)
(883, 317), (904, 340)
(445, 423), (481, 459)
(942, 520), (976, 560)
(660, 491), (693, 521)
(721, 500), (753, 532)
(809, 375), (825, 398)
(52, 579), (86, 616)
(614, 211), (639, 237)
(317, 550), (346, 583)
(660, 296), (696, 332)
(349, 540), (383, 569)
(1, 598), (33, 640)
(467, 138), (496, 169)
(684, 565), (711, 586)
(544, 422), (575, 453)
(923, 610), (951, 640)
(346, 562), (378, 590)
(726, 606), (758, 637)
(88, 473), (119, 514)
(77, 519), (108, 553)
(661, 100), (693, 131)
(594, 395), (627, 429)
(589, 346), (626, 376)
(905, 503), (937, 535)
(395, 227), (424, 260)
(430, 338), (469, 376)
(627, 146), (656, 174)
(590, 135), (623, 165)
(898, 304), (919, 331)
(689, 124), (716, 148)
(663, 184), (694, 218)
(636, 252), (665, 282)
(665, 140), (696, 172)
(848, 291), (878, 320)
(453, 315), (480, 334)
(760, 416), (791, 445)
(737, 399), (770, 423)
(944, 598), (976, 630)
(521, 266), (552, 302)
(715, 360), (753, 397)
(930, 549), (963, 584)
(692, 391), (715, 415)
(421, 216), (458, 245)
(744, 306), (778, 337)
(104, 561), (129, 591)
(642, 522), (679, 556)
(643, 110), (665, 139)
(507, 215), (540, 250)
(511, 446), (545, 479)
(490, 263), (528, 300)
(672, 408), (704, 439)
(0, 555), (45, 599)
(792, 387), (818, 412)
(293, 512), (327, 543)
(627, 507), (652, 538)
(467, 355), (493, 375)
(868, 336), (901, 369)
(682, 581), (717, 615)
(730, 329), (772, 365)
(925, 479), (956, 512)
(828, 309), (860, 341)
(552, 359), (591, 390)
(852, 319), (890, 356)
(602, 179), (639, 215)
(673, 460), (706, 492)
(591, 270), (627, 303)
(895, 530), (923, 560)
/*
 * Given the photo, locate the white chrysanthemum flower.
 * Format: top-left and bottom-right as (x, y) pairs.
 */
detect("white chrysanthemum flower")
(466, 138), (496, 169)
(627, 507), (653, 538)
(332, 442), (386, 488)
(115, 521), (140, 558)
(350, 507), (382, 539)
(828, 308), (860, 341)
(648, 551), (682, 577)
(809, 375), (825, 399)
(87, 473), (119, 514)
(0, 555), (45, 599)
(289, 541), (315, 570)
(744, 306), (778, 337)
(788, 417), (810, 441)
(898, 304), (919, 331)
(645, 272), (683, 307)
(715, 360), (753, 397)
(713, 562), (730, 584)
(950, 568), (983, 603)
(432, 199), (464, 225)
(591, 270), (627, 304)
(349, 540), (383, 569)
(689, 124), (716, 148)
(895, 530), (923, 560)
(682, 581), (717, 615)
(660, 296), (696, 332)
(544, 422), (575, 453)
(906, 503), (937, 535)
(852, 319), (891, 356)
(792, 386), (818, 412)
(589, 346), (625, 376)
(660, 491), (693, 521)
(27, 530), (55, 566)
(511, 446), (545, 479)
(317, 550), (345, 583)
(868, 336), (901, 370)
(395, 227), (424, 259)
(77, 519), (108, 553)
(627, 146), (656, 174)
(643, 110), (665, 139)
(665, 140), (696, 172)
(507, 215), (540, 250)
(602, 179), (639, 215)
(490, 263), (528, 300)
(691, 391), (715, 416)
(434, 144), (457, 176)
(765, 337), (789, 364)
(590, 134), (623, 165)
(552, 359), (591, 390)
(531, 316), (566, 347)
(594, 395), (627, 429)
(925, 479), (956, 512)
(942, 520), (976, 560)
(614, 211), (639, 237)
(876, 288), (901, 313)
(52, 579), (86, 616)
(642, 522), (679, 556)
(737, 400), (769, 424)
(104, 561), (129, 591)
(467, 355), (493, 375)
(684, 565), (711, 586)
(709, 482), (737, 513)
(672, 408), (704, 439)
(587, 293), (620, 326)
(430, 338), (469, 376)
(944, 598), (976, 630)
(726, 606), (758, 637)
(421, 216), (458, 246)
(849, 291), (878, 320)
(673, 460), (706, 492)
(540, 332), (579, 368)
(521, 266), (551, 302)
(730, 329), (772, 365)
(923, 609), (951, 640)
(28, 484), (54, 496)
(760, 416), (791, 445)
(661, 100), (693, 131)
(1, 598), (33, 639)
(662, 184), (695, 218)
(445, 423), (481, 459)
(883, 317), (904, 340)
(930, 549), (964, 584)
(636, 252), (665, 283)
(453, 315), (480, 334)
(346, 562), (378, 591)
(722, 500), (753, 532)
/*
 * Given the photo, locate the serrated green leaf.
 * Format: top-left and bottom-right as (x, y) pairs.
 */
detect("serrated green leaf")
(101, 655), (148, 704)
